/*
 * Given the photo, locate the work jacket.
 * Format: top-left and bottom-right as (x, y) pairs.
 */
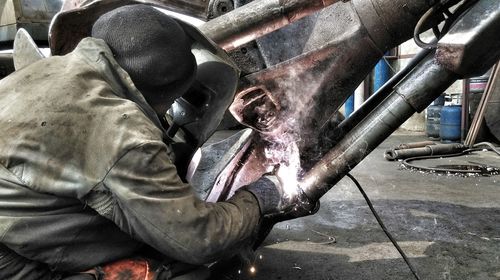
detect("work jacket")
(0, 38), (261, 279)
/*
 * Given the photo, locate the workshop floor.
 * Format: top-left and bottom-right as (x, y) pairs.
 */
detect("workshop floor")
(211, 133), (500, 280)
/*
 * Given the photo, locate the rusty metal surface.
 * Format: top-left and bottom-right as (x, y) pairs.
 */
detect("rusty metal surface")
(154, 0), (211, 19)
(62, 0), (213, 19)
(232, 28), (379, 142)
(354, 0), (438, 50)
(299, 1), (500, 198)
(224, 0), (435, 70)
(300, 56), (459, 201)
(199, 0), (340, 51)
(332, 47), (433, 145)
(233, 0), (321, 68)
(230, 0), (434, 158)
(436, 0), (500, 78)
(190, 0), (500, 203)
(208, 0), (234, 19)
(201, 0), (437, 200)
(227, 41), (267, 74)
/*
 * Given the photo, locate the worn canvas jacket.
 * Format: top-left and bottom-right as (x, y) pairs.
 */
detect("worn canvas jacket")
(0, 38), (261, 279)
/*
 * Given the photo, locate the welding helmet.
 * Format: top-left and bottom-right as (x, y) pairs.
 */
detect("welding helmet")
(50, 0), (240, 147)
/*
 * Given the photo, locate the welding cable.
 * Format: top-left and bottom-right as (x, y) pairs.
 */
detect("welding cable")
(346, 173), (422, 280)
(414, 4), (441, 49)
(413, 0), (457, 49)
(402, 150), (475, 174)
(402, 143), (500, 174)
(414, 0), (478, 50)
(473, 142), (500, 156)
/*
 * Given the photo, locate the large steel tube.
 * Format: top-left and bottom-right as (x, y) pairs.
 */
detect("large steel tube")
(299, 55), (459, 201)
(332, 47), (433, 139)
(298, 0), (500, 201)
(229, 0), (436, 164)
(199, 0), (338, 51)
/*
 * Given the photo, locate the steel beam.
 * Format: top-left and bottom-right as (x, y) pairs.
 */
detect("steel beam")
(299, 55), (459, 201)
(200, 0), (339, 51)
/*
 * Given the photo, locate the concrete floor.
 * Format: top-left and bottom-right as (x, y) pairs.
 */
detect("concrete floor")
(212, 133), (500, 280)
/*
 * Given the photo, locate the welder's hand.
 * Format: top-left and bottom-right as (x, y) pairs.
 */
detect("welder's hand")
(244, 175), (283, 215)
(245, 175), (320, 249)
(244, 175), (319, 218)
(250, 198), (319, 250)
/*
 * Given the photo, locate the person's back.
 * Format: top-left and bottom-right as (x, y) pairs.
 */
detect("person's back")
(0, 7), (262, 278)
(0, 38), (157, 277)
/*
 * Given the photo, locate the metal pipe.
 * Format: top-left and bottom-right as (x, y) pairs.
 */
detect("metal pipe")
(384, 143), (467, 161)
(299, 55), (459, 201)
(395, 141), (435, 150)
(333, 47), (432, 138)
(199, 0), (339, 51)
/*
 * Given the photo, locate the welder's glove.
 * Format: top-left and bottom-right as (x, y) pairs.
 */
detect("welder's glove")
(244, 175), (319, 219)
(244, 175), (320, 249)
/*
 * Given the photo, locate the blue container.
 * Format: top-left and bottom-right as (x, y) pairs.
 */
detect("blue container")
(440, 105), (462, 142)
(345, 94), (355, 117)
(374, 58), (391, 92)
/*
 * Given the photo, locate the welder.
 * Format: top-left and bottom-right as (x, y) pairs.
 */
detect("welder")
(0, 2), (316, 279)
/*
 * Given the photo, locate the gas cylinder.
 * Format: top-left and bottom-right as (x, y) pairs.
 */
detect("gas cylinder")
(426, 95), (445, 139)
(440, 105), (462, 142)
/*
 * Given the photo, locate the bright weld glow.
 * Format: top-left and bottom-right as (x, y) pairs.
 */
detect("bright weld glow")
(249, 266), (256, 274)
(277, 161), (300, 198)
(264, 137), (301, 199)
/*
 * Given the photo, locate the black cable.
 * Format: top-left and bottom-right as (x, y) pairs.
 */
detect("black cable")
(346, 173), (422, 280)
(414, 5), (441, 49)
(473, 142), (500, 156)
(402, 149), (474, 174)
(414, 0), (478, 50)
(402, 143), (500, 174)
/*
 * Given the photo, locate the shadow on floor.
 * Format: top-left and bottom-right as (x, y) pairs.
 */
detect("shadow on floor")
(210, 200), (500, 280)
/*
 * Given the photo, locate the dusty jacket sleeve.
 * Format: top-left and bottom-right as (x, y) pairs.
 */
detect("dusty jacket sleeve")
(100, 141), (262, 265)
